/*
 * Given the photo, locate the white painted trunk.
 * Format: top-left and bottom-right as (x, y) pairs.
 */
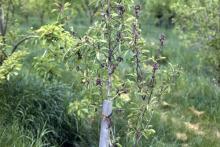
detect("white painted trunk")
(99, 100), (112, 147)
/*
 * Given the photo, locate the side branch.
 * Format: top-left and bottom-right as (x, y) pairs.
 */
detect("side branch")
(11, 36), (38, 54)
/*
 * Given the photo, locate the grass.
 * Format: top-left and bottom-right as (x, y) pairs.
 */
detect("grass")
(0, 121), (49, 147)
(142, 24), (220, 146)
(0, 74), (87, 146)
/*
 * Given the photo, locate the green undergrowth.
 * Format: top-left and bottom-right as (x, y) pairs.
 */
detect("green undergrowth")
(0, 74), (91, 146)
(143, 25), (220, 146)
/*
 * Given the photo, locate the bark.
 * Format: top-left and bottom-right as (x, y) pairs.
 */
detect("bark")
(0, 0), (12, 38)
(0, 3), (5, 36)
(99, 100), (112, 147)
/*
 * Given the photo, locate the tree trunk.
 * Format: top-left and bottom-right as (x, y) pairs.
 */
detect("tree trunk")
(99, 100), (112, 147)
(40, 11), (44, 26)
(0, 3), (5, 36)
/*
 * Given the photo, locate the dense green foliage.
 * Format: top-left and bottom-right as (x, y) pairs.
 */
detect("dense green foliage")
(0, 0), (219, 146)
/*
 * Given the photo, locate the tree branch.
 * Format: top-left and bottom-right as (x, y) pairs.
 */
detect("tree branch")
(11, 36), (38, 55)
